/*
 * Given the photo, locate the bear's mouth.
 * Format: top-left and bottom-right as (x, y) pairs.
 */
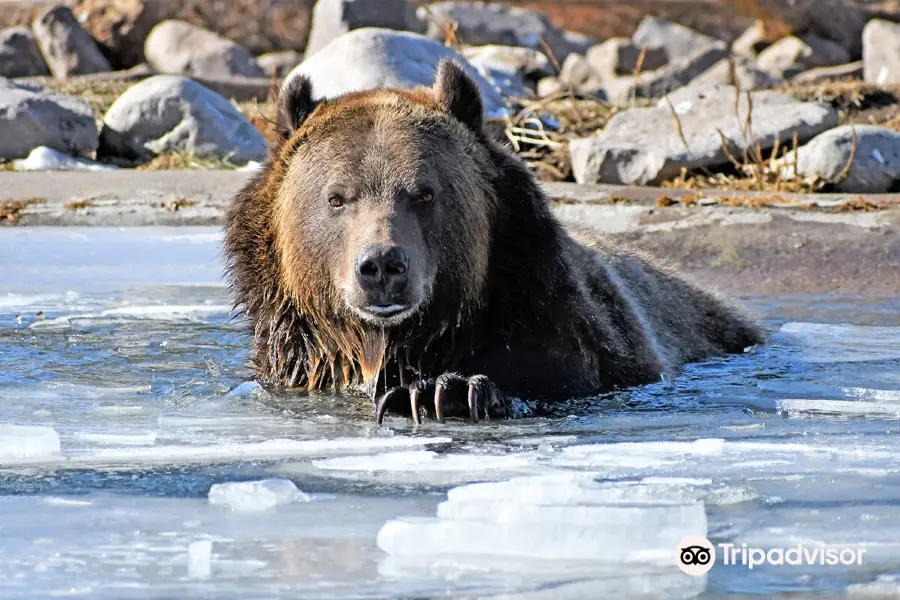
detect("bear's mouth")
(365, 304), (409, 317)
(352, 303), (417, 325)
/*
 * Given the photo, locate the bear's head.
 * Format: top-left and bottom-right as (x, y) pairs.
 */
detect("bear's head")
(270, 60), (496, 330)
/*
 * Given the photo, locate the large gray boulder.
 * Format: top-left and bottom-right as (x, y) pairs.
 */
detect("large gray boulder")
(0, 27), (49, 78)
(863, 19), (900, 86)
(31, 5), (110, 80)
(0, 78), (98, 160)
(569, 85), (839, 185)
(783, 125), (900, 193)
(305, 0), (422, 57)
(419, 2), (576, 63)
(144, 20), (265, 79)
(632, 16), (721, 60)
(285, 28), (508, 117)
(100, 75), (267, 164)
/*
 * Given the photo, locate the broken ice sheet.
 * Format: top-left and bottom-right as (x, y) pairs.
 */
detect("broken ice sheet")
(208, 479), (310, 512)
(378, 474), (708, 565)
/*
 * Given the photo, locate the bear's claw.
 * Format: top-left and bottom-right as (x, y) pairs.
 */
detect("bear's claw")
(374, 373), (506, 425)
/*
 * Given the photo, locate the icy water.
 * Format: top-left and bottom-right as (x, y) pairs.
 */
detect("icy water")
(1, 227), (899, 600)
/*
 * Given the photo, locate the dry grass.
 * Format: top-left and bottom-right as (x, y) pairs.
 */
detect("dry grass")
(0, 198), (43, 224)
(136, 153), (246, 171)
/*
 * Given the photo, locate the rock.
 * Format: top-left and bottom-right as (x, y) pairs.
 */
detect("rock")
(99, 75), (267, 164)
(585, 38), (667, 79)
(0, 26), (49, 78)
(463, 45), (550, 99)
(419, 2), (576, 63)
(863, 19), (900, 86)
(462, 45), (551, 80)
(569, 85), (839, 185)
(559, 53), (591, 88)
(0, 78), (98, 160)
(638, 44), (729, 98)
(14, 146), (118, 171)
(737, 0), (866, 56)
(793, 61), (863, 84)
(72, 0), (316, 69)
(632, 16), (721, 60)
(285, 28), (508, 117)
(31, 5), (110, 80)
(783, 125), (900, 193)
(731, 21), (770, 57)
(144, 20), (265, 79)
(256, 51), (304, 78)
(689, 56), (781, 91)
(536, 76), (564, 98)
(305, 0), (422, 57)
(756, 34), (850, 79)
(561, 30), (599, 57)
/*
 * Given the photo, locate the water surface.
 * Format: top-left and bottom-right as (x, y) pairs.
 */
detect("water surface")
(1, 227), (898, 599)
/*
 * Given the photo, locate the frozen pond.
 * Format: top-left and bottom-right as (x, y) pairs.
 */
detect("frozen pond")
(1, 227), (899, 599)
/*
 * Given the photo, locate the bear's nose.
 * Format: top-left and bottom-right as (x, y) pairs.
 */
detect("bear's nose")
(356, 245), (409, 293)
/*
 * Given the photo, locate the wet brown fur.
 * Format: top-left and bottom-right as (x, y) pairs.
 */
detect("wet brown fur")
(224, 62), (764, 405)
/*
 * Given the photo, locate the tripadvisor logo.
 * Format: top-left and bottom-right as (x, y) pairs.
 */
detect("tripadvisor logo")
(676, 536), (868, 576)
(677, 536), (716, 576)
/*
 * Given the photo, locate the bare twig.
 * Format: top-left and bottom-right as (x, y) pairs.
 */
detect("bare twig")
(664, 95), (692, 156)
(831, 124), (858, 184)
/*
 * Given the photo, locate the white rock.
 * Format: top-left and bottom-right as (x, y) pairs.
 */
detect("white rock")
(863, 19), (900, 85)
(756, 34), (850, 79)
(0, 425), (61, 459)
(100, 75), (268, 164)
(14, 146), (118, 171)
(285, 28), (508, 117)
(144, 20), (264, 79)
(208, 478), (310, 512)
(463, 45), (550, 98)
(781, 125), (900, 193)
(256, 50), (304, 78)
(305, 0), (423, 57)
(585, 37), (668, 79)
(0, 79), (98, 160)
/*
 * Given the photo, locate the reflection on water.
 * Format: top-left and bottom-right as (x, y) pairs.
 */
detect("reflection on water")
(0, 228), (898, 599)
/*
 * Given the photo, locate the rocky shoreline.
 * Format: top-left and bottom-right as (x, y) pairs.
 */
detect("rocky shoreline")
(3, 1), (900, 194)
(1, 170), (896, 296)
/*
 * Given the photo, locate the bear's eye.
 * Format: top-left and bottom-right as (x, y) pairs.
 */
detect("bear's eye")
(418, 191), (434, 204)
(328, 194), (345, 209)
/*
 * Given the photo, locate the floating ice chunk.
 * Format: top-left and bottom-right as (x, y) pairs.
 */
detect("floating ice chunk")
(43, 497), (93, 507)
(208, 479), (309, 512)
(93, 405), (145, 416)
(187, 540), (213, 579)
(74, 436), (452, 466)
(13, 146), (119, 171)
(781, 322), (900, 363)
(74, 431), (157, 446)
(0, 425), (60, 459)
(315, 450), (438, 471)
(225, 381), (271, 401)
(378, 503), (705, 563)
(553, 439), (725, 469)
(777, 399), (900, 417)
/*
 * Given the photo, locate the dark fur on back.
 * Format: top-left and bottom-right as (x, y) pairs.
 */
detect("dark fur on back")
(224, 61), (764, 404)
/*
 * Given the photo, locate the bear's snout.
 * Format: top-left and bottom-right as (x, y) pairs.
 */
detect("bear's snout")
(353, 244), (415, 320)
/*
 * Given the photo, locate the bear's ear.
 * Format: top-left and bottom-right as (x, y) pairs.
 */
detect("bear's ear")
(433, 59), (483, 132)
(276, 74), (319, 139)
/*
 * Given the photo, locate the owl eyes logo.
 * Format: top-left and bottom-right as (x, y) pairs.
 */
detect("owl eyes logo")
(681, 545), (712, 565)
(676, 536), (716, 575)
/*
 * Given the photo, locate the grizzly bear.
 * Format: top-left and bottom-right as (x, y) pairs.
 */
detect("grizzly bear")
(224, 60), (764, 424)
